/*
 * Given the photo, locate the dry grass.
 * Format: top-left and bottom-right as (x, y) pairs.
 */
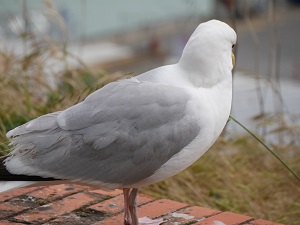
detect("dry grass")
(142, 137), (300, 224)
(0, 39), (124, 154)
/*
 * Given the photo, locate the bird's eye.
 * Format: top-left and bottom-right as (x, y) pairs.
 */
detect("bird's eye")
(232, 44), (235, 48)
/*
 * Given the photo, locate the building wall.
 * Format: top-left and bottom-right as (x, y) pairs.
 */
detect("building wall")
(0, 0), (214, 40)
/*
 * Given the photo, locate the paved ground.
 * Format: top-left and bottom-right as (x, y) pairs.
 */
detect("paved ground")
(236, 6), (300, 82)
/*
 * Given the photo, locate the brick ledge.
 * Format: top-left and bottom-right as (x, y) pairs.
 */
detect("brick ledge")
(0, 184), (283, 225)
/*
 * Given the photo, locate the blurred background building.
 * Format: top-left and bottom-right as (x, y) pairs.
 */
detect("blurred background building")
(0, 0), (213, 40)
(0, 0), (299, 78)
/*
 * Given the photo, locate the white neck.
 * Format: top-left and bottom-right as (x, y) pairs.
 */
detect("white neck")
(177, 33), (233, 88)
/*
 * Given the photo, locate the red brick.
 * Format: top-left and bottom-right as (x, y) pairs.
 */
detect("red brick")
(97, 199), (187, 225)
(0, 221), (25, 225)
(251, 219), (284, 225)
(194, 211), (253, 225)
(89, 189), (123, 197)
(162, 206), (220, 224)
(43, 213), (87, 225)
(43, 214), (75, 224)
(28, 184), (83, 201)
(89, 194), (153, 215)
(0, 202), (28, 219)
(0, 187), (40, 202)
(179, 206), (220, 218)
(138, 199), (188, 219)
(14, 192), (96, 223)
(93, 215), (123, 225)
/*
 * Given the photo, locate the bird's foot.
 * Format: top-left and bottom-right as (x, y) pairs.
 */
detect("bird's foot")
(138, 217), (164, 225)
(124, 219), (131, 225)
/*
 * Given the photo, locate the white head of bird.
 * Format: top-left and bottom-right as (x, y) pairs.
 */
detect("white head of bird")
(178, 20), (237, 86)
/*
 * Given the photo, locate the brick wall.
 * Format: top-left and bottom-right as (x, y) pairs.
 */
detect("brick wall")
(0, 184), (284, 225)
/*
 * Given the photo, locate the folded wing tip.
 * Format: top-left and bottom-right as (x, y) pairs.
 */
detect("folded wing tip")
(6, 129), (14, 138)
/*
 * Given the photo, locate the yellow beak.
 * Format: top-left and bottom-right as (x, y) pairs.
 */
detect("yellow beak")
(232, 52), (235, 68)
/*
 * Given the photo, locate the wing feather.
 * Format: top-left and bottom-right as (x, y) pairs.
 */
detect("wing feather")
(5, 78), (200, 189)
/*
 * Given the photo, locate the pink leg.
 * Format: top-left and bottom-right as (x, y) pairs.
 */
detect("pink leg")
(123, 188), (132, 225)
(123, 188), (164, 225)
(128, 188), (139, 225)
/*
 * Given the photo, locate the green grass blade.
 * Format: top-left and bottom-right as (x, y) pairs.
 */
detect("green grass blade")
(229, 115), (300, 183)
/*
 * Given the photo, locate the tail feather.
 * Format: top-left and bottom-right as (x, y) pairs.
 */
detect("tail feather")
(0, 156), (58, 193)
(0, 181), (36, 193)
(0, 156), (56, 181)
(2, 112), (63, 193)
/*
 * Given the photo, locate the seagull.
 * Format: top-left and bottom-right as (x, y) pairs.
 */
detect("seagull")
(0, 20), (236, 225)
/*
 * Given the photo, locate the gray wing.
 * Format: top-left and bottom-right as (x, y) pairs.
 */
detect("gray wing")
(5, 79), (200, 188)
